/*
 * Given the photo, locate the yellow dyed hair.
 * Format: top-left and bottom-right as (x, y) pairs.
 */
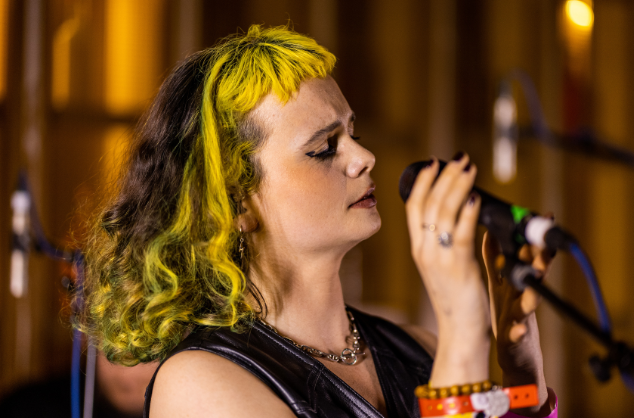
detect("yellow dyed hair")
(79, 25), (336, 365)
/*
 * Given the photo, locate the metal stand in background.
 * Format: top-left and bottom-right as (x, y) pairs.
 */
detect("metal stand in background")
(11, 172), (95, 418)
(69, 251), (94, 418)
(487, 200), (634, 390)
(495, 70), (634, 391)
(499, 69), (634, 171)
(503, 255), (634, 390)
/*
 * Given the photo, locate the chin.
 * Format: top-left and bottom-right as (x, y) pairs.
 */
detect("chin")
(355, 210), (382, 241)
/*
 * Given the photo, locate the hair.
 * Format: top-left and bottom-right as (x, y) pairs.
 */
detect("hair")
(78, 25), (336, 366)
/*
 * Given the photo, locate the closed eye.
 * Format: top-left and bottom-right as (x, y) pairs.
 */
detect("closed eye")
(305, 134), (361, 160)
(306, 137), (337, 160)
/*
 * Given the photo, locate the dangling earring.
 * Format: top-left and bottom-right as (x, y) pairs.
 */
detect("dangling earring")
(239, 226), (245, 259)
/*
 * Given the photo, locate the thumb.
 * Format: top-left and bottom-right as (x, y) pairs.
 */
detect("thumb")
(482, 231), (501, 274)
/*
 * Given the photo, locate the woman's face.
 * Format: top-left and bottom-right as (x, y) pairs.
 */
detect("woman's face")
(248, 77), (381, 256)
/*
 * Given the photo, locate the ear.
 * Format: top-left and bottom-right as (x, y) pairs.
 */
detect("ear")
(234, 197), (259, 233)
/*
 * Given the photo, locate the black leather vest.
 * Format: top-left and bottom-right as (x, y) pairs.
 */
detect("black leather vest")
(144, 307), (433, 417)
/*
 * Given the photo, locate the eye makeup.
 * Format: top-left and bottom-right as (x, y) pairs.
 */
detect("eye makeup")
(305, 135), (361, 161)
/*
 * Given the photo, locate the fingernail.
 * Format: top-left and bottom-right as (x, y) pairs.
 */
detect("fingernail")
(423, 156), (438, 170)
(463, 163), (472, 172)
(468, 192), (478, 206)
(452, 151), (465, 161)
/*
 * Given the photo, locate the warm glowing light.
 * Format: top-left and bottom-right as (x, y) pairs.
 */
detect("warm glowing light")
(103, 124), (132, 184)
(52, 12), (80, 110)
(0, 0), (9, 101)
(566, 0), (594, 28)
(561, 0), (593, 80)
(105, 0), (163, 115)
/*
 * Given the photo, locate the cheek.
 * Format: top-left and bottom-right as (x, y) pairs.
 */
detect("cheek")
(260, 163), (347, 238)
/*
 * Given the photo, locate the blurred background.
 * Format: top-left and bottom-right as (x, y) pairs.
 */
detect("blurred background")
(1, 0), (633, 416)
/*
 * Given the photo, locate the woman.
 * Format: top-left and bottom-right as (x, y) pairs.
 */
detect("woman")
(80, 25), (556, 417)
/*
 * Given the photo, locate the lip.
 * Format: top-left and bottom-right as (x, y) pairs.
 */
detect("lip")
(349, 185), (376, 208)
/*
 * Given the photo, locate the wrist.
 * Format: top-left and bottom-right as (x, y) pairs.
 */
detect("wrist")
(433, 284), (491, 337)
(502, 367), (543, 387)
(430, 332), (490, 387)
(437, 317), (490, 346)
(502, 370), (550, 417)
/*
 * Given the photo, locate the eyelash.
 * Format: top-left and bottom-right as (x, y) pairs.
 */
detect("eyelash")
(306, 135), (361, 160)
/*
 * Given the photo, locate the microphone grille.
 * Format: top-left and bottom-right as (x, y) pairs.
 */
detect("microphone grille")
(398, 160), (434, 203)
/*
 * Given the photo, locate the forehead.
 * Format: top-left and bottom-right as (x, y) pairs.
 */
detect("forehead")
(253, 77), (351, 141)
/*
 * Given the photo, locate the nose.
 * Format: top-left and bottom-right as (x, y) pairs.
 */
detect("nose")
(346, 138), (376, 178)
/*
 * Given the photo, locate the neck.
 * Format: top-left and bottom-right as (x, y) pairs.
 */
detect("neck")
(248, 244), (353, 354)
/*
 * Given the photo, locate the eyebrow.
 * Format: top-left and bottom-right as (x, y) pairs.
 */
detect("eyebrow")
(304, 113), (356, 148)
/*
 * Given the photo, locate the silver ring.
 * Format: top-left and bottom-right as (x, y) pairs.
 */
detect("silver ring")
(422, 223), (436, 232)
(437, 231), (453, 248)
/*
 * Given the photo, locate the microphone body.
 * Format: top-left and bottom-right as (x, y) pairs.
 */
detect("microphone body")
(399, 160), (572, 253)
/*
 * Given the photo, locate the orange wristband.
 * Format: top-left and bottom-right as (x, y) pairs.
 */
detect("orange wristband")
(419, 395), (473, 417)
(417, 384), (539, 417)
(504, 384), (539, 409)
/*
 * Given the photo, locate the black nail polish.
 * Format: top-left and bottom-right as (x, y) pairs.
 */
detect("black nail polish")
(452, 151), (464, 161)
(463, 163), (472, 172)
(468, 192), (478, 205)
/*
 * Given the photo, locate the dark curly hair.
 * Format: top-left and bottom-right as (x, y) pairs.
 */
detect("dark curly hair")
(77, 25), (336, 365)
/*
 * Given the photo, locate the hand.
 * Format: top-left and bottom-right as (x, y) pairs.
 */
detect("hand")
(483, 231), (555, 417)
(405, 154), (490, 386)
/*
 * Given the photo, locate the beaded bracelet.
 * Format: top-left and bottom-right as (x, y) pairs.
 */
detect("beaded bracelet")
(415, 380), (494, 399)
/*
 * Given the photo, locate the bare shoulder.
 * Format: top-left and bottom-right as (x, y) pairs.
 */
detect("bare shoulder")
(150, 350), (295, 418)
(399, 324), (438, 358)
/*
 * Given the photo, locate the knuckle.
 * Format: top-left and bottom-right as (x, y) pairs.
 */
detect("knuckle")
(452, 231), (473, 245)
(405, 199), (419, 213)
(414, 248), (435, 267)
(425, 195), (440, 210)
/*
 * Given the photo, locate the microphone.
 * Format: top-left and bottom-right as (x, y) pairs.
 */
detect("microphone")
(493, 86), (518, 184)
(399, 160), (575, 253)
(10, 175), (30, 298)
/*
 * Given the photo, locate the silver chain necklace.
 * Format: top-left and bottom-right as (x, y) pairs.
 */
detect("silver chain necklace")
(258, 310), (365, 366)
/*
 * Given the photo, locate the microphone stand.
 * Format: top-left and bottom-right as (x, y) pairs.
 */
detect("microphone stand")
(519, 126), (634, 169)
(492, 71), (634, 387)
(481, 200), (634, 387)
(519, 263), (634, 384)
(502, 249), (634, 386)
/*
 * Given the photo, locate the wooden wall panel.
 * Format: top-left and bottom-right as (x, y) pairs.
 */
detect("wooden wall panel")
(1, 2), (633, 416)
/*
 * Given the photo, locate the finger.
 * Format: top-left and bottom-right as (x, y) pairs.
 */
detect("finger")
(437, 164), (478, 230)
(508, 322), (528, 343)
(423, 154), (470, 230)
(482, 231), (501, 275)
(484, 232), (500, 338)
(532, 242), (557, 275)
(453, 191), (480, 250)
(518, 244), (532, 263)
(520, 287), (542, 316)
(405, 158), (439, 238)
(506, 287), (541, 325)
(519, 243), (550, 280)
(532, 249), (551, 273)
